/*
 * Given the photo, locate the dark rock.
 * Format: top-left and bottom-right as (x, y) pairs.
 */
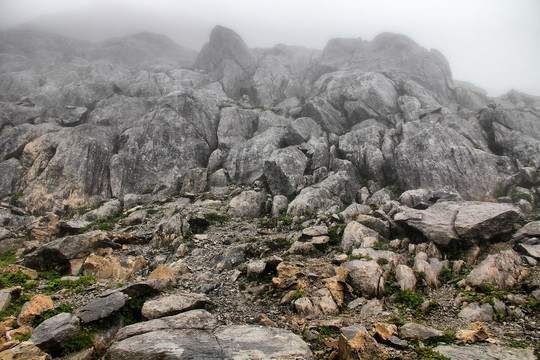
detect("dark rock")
(29, 313), (80, 354)
(141, 293), (213, 320)
(76, 292), (129, 323)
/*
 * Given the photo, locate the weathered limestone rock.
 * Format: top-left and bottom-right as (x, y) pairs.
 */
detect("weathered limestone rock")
(400, 323), (443, 339)
(141, 293), (213, 320)
(456, 322), (490, 343)
(264, 146), (308, 197)
(458, 302), (494, 322)
(76, 292), (129, 323)
(147, 266), (178, 280)
(466, 249), (528, 289)
(82, 252), (147, 281)
(0, 341), (52, 360)
(30, 313), (80, 354)
(395, 264), (416, 291)
(342, 260), (384, 298)
(337, 331), (388, 360)
(17, 294), (54, 326)
(215, 325), (314, 360)
(342, 221), (380, 253)
(435, 344), (536, 360)
(228, 190), (267, 218)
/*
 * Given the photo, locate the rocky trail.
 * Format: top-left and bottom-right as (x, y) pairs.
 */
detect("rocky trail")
(0, 24), (540, 359)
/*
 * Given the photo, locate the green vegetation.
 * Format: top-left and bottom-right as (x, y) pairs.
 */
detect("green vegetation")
(62, 329), (95, 356)
(259, 215), (293, 229)
(493, 312), (506, 322)
(439, 267), (454, 283)
(0, 271), (31, 288)
(395, 289), (424, 309)
(317, 325), (340, 338)
(238, 282), (247, 291)
(388, 314), (405, 327)
(372, 241), (382, 250)
(369, 204), (379, 211)
(377, 257), (389, 266)
(0, 294), (32, 320)
(349, 254), (373, 261)
(287, 288), (305, 302)
(142, 188), (154, 194)
(494, 187), (506, 198)
(34, 303), (75, 326)
(387, 184), (400, 195)
(4, 145), (25, 161)
(327, 224), (346, 246)
(47, 275), (96, 292)
(10, 192), (23, 204)
(2, 218), (9, 226)
(415, 347), (451, 360)
(265, 237), (291, 252)
(77, 207), (127, 234)
(204, 212), (230, 223)
(510, 190), (533, 203)
(0, 249), (17, 268)
(422, 331), (457, 347)
(147, 209), (159, 215)
(37, 270), (62, 279)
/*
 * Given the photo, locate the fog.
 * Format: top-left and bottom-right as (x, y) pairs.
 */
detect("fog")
(1, 0), (539, 97)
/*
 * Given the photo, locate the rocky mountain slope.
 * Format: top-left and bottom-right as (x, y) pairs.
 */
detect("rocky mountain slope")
(0, 26), (539, 359)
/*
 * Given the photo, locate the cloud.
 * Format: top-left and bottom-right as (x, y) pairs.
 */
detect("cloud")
(1, 0), (539, 96)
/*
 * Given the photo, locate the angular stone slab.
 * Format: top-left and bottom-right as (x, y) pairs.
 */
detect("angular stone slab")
(77, 292), (128, 323)
(435, 344), (536, 360)
(215, 325), (314, 360)
(141, 293), (212, 319)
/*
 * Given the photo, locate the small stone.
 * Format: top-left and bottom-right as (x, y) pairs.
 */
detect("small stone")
(30, 313), (80, 354)
(400, 323), (443, 339)
(141, 293), (213, 319)
(302, 226), (328, 237)
(456, 322), (490, 343)
(17, 295), (54, 326)
(337, 332), (388, 360)
(76, 292), (129, 323)
(147, 266), (178, 280)
(294, 297), (315, 316)
(386, 335), (409, 349)
(0, 291), (12, 312)
(257, 314), (277, 327)
(359, 299), (382, 317)
(246, 260), (267, 279)
(0, 341), (52, 360)
(373, 323), (398, 341)
(348, 298), (365, 310)
(458, 302), (494, 322)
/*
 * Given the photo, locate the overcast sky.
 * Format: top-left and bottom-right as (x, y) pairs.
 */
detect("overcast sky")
(1, 0), (539, 97)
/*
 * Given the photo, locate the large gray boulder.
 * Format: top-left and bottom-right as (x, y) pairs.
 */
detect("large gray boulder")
(264, 146), (308, 197)
(110, 90), (220, 197)
(435, 344), (536, 360)
(194, 25), (257, 99)
(394, 201), (522, 247)
(319, 32), (454, 101)
(287, 171), (359, 216)
(390, 121), (517, 199)
(466, 249), (528, 289)
(217, 107), (259, 150)
(215, 325), (314, 360)
(29, 313), (80, 354)
(342, 260), (384, 298)
(227, 190), (267, 218)
(141, 293), (213, 320)
(224, 127), (286, 183)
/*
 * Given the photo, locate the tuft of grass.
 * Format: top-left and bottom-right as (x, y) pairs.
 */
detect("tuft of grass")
(422, 331), (457, 347)
(0, 271), (31, 288)
(4, 145), (25, 161)
(34, 303), (75, 326)
(511, 191), (533, 203)
(0, 294), (32, 320)
(10, 192), (23, 204)
(47, 276), (96, 292)
(265, 237), (291, 252)
(395, 289), (424, 309)
(142, 188), (153, 194)
(327, 224), (346, 246)
(377, 258), (389, 266)
(415, 347), (451, 360)
(238, 282), (247, 291)
(204, 212), (230, 223)
(439, 267), (454, 283)
(288, 288), (305, 302)
(0, 249), (17, 268)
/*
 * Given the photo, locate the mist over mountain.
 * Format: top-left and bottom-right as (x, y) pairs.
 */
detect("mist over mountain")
(0, 24), (539, 360)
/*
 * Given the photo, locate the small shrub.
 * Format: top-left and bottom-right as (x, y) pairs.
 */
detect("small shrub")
(0, 249), (17, 267)
(377, 258), (389, 266)
(10, 192), (23, 204)
(372, 241), (382, 250)
(395, 289), (424, 309)
(369, 204), (379, 211)
(38, 270), (62, 279)
(415, 347), (451, 360)
(511, 191), (533, 203)
(265, 237), (291, 252)
(287, 288), (305, 302)
(238, 282), (247, 291)
(0, 271), (31, 288)
(142, 188), (153, 194)
(62, 330), (95, 356)
(147, 209), (159, 215)
(4, 145), (24, 161)
(327, 224), (346, 246)
(388, 315), (405, 327)
(423, 331), (457, 346)
(317, 325), (340, 338)
(439, 267), (454, 283)
(2, 218), (9, 226)
(493, 312), (505, 323)
(47, 276), (96, 292)
(204, 212), (230, 223)
(494, 187), (506, 198)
